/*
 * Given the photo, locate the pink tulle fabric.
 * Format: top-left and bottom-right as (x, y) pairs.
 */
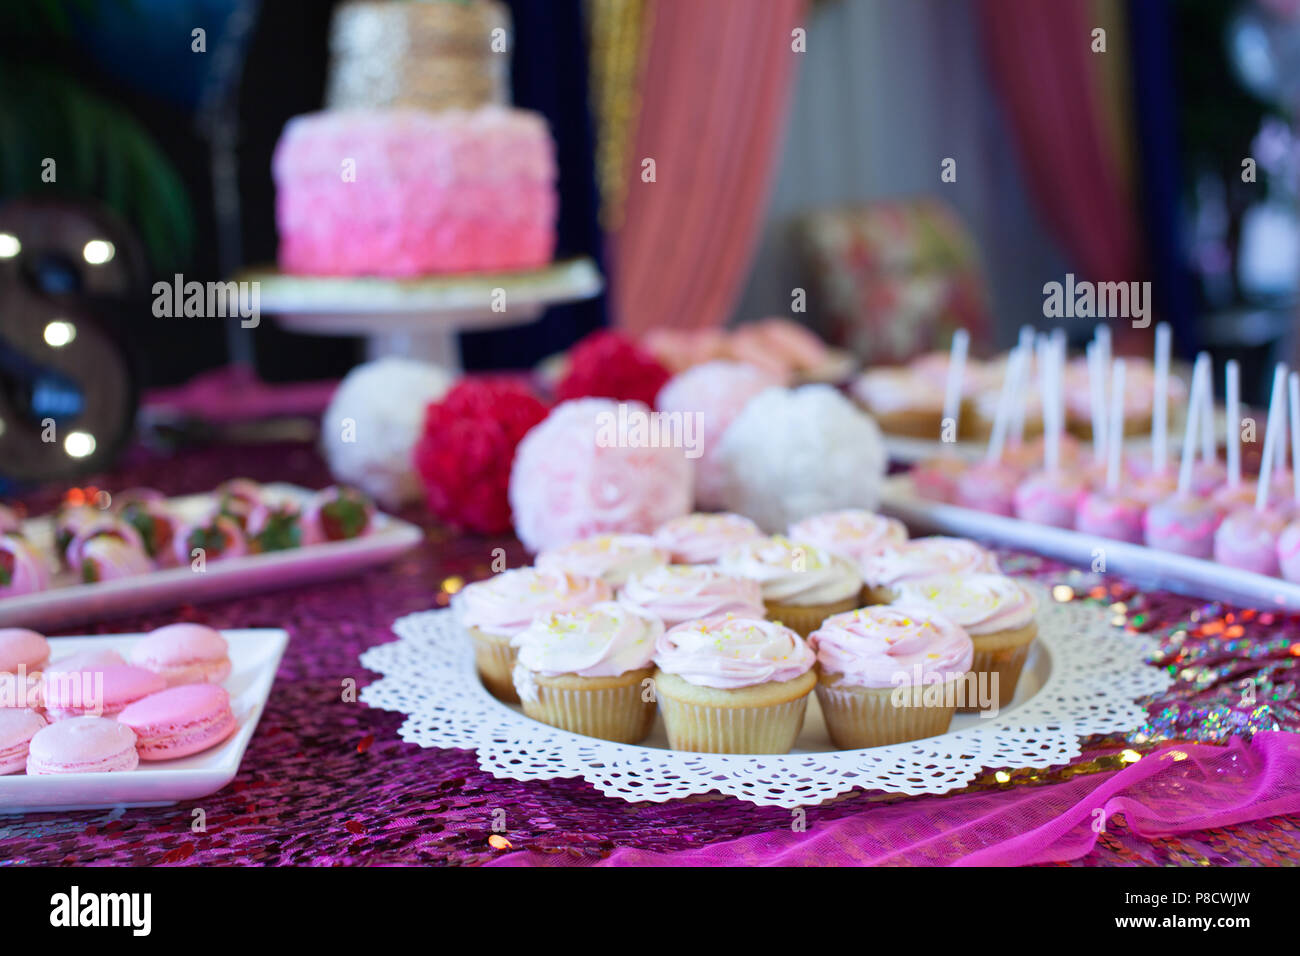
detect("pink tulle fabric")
(488, 733), (1300, 866)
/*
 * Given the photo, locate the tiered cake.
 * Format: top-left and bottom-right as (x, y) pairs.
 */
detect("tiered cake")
(273, 0), (558, 277)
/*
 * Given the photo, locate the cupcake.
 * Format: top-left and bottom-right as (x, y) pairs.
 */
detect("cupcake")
(809, 605), (973, 747)
(534, 533), (669, 589)
(510, 602), (661, 743)
(718, 536), (860, 636)
(892, 573), (1037, 711)
(653, 512), (764, 564)
(653, 614), (816, 753)
(454, 567), (611, 702)
(850, 369), (944, 438)
(860, 536), (1000, 604)
(618, 564), (764, 628)
(788, 510), (908, 601)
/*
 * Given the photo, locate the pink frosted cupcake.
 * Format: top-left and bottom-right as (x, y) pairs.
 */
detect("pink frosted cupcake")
(809, 605), (973, 747)
(787, 509), (908, 566)
(511, 602), (662, 743)
(454, 567), (612, 702)
(535, 533), (669, 589)
(653, 512), (763, 564)
(0, 534), (51, 598)
(717, 536), (861, 637)
(653, 614), (816, 754)
(892, 573), (1037, 711)
(619, 564), (764, 628)
(860, 536), (1000, 603)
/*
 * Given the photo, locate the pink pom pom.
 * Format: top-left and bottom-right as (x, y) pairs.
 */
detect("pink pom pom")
(656, 361), (784, 510)
(508, 398), (693, 552)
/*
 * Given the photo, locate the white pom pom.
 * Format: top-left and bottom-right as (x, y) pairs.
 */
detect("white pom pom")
(715, 385), (887, 532)
(321, 358), (453, 508)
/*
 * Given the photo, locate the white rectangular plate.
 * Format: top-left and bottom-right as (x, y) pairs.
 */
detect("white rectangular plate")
(879, 474), (1300, 610)
(0, 483), (421, 630)
(0, 628), (287, 813)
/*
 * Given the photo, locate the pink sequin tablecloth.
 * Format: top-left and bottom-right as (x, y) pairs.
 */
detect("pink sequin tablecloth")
(2, 438), (1300, 866)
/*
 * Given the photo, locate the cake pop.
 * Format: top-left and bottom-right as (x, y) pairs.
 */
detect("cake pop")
(1215, 362), (1289, 574)
(1014, 335), (1084, 526)
(1144, 353), (1222, 557)
(1077, 359), (1144, 542)
(955, 343), (1026, 515)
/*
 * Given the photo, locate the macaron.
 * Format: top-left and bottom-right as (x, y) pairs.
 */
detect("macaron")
(43, 648), (127, 675)
(130, 624), (231, 687)
(41, 665), (165, 721)
(26, 716), (139, 774)
(0, 708), (46, 774)
(118, 684), (238, 761)
(0, 628), (49, 673)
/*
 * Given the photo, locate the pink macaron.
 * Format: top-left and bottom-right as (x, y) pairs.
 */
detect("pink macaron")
(117, 684), (238, 760)
(130, 623), (231, 687)
(0, 708), (46, 774)
(26, 716), (139, 774)
(43, 648), (128, 675)
(0, 628), (49, 673)
(41, 664), (165, 721)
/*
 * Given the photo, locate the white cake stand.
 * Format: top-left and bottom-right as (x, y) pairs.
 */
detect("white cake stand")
(239, 257), (604, 372)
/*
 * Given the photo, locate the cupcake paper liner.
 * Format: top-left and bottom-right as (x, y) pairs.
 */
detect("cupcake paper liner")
(959, 638), (1033, 712)
(470, 630), (520, 703)
(656, 691), (811, 754)
(764, 595), (859, 638)
(815, 677), (959, 748)
(519, 669), (656, 744)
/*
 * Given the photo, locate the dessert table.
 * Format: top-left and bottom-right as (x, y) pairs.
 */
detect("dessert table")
(2, 435), (1299, 866)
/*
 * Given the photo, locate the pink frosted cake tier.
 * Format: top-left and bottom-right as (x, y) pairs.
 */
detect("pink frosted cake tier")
(273, 107), (557, 277)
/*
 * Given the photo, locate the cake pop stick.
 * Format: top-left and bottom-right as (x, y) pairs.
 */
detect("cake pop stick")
(985, 345), (1022, 464)
(1256, 364), (1288, 513)
(955, 346), (1025, 516)
(1087, 342), (1107, 466)
(1107, 360), (1127, 491)
(941, 329), (969, 443)
(1037, 337), (1060, 472)
(1279, 373), (1300, 581)
(1215, 363), (1289, 574)
(1226, 361), (1241, 487)
(1145, 356), (1221, 557)
(1151, 322), (1170, 475)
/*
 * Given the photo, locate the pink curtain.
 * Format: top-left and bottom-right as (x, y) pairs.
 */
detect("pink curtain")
(977, 0), (1144, 283)
(611, 0), (805, 335)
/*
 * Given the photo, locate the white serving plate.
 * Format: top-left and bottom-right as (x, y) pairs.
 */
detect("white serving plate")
(879, 473), (1300, 610)
(0, 628), (287, 813)
(0, 483), (422, 630)
(360, 590), (1170, 807)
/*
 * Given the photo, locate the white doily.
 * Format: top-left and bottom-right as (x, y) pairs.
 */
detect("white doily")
(359, 583), (1171, 807)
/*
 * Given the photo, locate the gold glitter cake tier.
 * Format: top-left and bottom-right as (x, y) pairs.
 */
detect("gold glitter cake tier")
(325, 0), (511, 111)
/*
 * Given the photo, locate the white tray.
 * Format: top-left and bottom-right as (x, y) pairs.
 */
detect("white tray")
(0, 628), (287, 812)
(358, 587), (1169, 807)
(0, 483), (422, 630)
(879, 474), (1300, 609)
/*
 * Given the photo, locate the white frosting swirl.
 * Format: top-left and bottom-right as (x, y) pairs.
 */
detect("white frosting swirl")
(534, 533), (668, 588)
(654, 613), (814, 689)
(718, 536), (860, 605)
(788, 510), (907, 564)
(618, 565), (764, 627)
(861, 536), (999, 588)
(454, 567), (611, 637)
(510, 602), (662, 694)
(891, 573), (1036, 635)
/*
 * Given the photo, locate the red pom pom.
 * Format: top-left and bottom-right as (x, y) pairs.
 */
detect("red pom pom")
(555, 331), (671, 407)
(414, 378), (549, 534)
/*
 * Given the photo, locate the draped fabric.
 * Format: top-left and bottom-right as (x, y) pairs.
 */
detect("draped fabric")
(977, 0), (1145, 285)
(610, 0), (805, 334)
